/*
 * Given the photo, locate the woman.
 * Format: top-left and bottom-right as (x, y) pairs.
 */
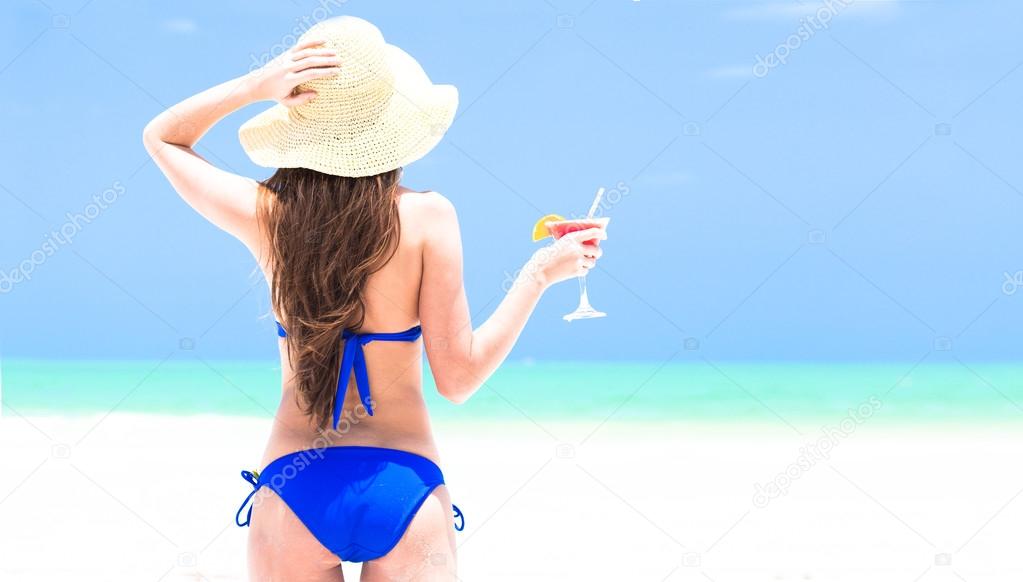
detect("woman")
(143, 16), (605, 581)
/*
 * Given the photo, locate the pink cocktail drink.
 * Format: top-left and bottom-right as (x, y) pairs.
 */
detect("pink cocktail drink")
(545, 217), (610, 245)
(544, 217), (610, 321)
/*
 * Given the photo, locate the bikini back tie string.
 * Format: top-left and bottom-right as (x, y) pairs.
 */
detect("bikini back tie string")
(336, 326), (422, 428)
(274, 321), (423, 429)
(236, 470), (260, 527)
(452, 503), (465, 531)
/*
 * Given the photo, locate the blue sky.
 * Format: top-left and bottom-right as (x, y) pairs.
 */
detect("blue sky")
(1, 0), (1020, 361)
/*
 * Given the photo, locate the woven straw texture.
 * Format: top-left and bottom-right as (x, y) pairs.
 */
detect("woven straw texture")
(239, 17), (458, 178)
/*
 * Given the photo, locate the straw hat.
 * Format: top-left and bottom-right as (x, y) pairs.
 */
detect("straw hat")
(239, 16), (458, 178)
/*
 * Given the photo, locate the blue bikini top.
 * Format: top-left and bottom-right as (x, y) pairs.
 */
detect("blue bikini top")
(275, 321), (423, 430)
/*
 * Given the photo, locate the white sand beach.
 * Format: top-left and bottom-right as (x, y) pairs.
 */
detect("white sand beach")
(1, 412), (1021, 581)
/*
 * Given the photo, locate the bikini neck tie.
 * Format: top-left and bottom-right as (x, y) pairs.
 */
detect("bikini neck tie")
(235, 470), (260, 527)
(333, 327), (423, 429)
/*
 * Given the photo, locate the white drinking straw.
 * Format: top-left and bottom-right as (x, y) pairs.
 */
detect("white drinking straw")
(586, 187), (605, 218)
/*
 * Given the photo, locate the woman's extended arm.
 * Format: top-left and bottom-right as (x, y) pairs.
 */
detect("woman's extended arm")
(142, 39), (341, 245)
(418, 195), (605, 403)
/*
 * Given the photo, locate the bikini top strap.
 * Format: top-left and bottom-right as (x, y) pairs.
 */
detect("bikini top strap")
(273, 322), (421, 343)
(348, 325), (424, 343)
(273, 322), (422, 428)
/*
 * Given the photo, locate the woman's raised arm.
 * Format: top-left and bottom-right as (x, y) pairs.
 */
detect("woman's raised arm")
(141, 39), (341, 245)
(418, 193), (605, 403)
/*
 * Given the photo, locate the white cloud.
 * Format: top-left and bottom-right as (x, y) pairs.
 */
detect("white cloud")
(724, 1), (900, 21)
(162, 18), (197, 34)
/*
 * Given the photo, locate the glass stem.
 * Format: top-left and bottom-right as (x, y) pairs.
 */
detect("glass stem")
(577, 275), (593, 310)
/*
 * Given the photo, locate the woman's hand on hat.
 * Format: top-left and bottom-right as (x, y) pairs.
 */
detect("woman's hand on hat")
(246, 39), (342, 107)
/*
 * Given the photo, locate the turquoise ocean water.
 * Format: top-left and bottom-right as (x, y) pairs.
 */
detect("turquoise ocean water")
(3, 359), (1022, 425)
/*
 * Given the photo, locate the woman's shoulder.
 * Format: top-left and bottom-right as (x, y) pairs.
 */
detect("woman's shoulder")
(396, 187), (460, 248)
(397, 187), (457, 218)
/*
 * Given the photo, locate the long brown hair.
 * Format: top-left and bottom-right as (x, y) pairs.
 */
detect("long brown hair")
(257, 167), (402, 428)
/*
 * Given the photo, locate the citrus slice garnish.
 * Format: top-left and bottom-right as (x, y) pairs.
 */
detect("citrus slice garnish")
(532, 213), (565, 241)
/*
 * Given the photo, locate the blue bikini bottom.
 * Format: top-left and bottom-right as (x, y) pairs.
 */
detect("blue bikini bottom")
(236, 445), (464, 563)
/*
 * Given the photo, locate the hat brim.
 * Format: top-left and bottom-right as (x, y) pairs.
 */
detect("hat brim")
(239, 46), (458, 178)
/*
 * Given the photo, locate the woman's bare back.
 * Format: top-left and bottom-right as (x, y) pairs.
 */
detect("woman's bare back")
(245, 187), (460, 581)
(259, 187), (443, 469)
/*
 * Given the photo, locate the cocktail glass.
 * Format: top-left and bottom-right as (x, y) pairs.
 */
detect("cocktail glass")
(545, 217), (610, 321)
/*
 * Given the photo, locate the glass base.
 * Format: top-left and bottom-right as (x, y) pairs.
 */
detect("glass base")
(565, 273), (606, 322)
(563, 307), (607, 322)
